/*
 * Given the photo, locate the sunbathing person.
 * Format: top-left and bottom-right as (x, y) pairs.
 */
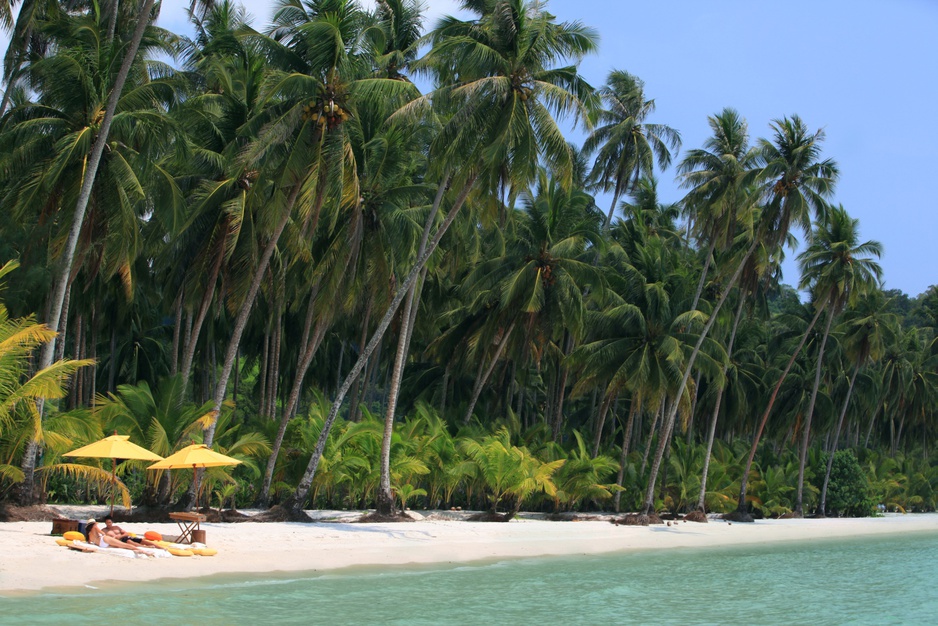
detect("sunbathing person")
(99, 515), (163, 547)
(85, 519), (152, 553)
(102, 515), (125, 538)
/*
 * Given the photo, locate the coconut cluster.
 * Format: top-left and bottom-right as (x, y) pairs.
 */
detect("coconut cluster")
(302, 99), (349, 128)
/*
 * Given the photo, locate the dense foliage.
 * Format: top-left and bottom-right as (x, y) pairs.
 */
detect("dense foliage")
(0, 0), (935, 520)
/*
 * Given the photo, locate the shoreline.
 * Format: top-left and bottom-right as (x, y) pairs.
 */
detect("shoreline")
(3, 510), (937, 596)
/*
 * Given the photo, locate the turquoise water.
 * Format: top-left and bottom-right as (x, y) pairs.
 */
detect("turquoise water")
(4, 531), (937, 625)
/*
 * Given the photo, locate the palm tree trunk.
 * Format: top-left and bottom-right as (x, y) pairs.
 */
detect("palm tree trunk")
(440, 360), (450, 414)
(375, 180), (448, 515)
(55, 282), (71, 362)
(15, 0), (158, 504)
(735, 302), (826, 515)
(613, 395), (640, 512)
(864, 403), (881, 448)
(686, 372), (702, 445)
(258, 324), (270, 417)
(696, 294), (745, 512)
(463, 322), (516, 425)
(641, 238), (759, 516)
(691, 238), (717, 311)
(89, 305), (97, 406)
(170, 288), (183, 376)
(641, 400), (663, 475)
(268, 306), (282, 419)
(258, 313), (328, 506)
(286, 174), (478, 514)
(592, 392), (615, 457)
(551, 332), (574, 441)
(818, 365), (859, 516)
(180, 244), (224, 390)
(794, 309), (835, 516)
(375, 287), (421, 516)
(201, 182), (300, 452)
(347, 293), (374, 423)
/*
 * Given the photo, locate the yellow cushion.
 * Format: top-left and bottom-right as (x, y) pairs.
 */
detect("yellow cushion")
(168, 547), (193, 557)
(191, 548), (217, 556)
(63, 531), (85, 541)
(55, 538), (72, 546)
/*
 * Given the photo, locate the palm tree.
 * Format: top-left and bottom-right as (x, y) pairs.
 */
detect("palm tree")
(368, 0), (424, 80)
(583, 70), (680, 230)
(286, 0), (598, 516)
(678, 108), (759, 309)
(792, 205), (882, 515)
(0, 261), (92, 490)
(734, 115), (840, 518)
(458, 170), (603, 428)
(817, 290), (894, 515)
(638, 110), (763, 519)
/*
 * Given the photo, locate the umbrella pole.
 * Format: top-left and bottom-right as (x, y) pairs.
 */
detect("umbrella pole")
(192, 464), (199, 512)
(110, 457), (116, 516)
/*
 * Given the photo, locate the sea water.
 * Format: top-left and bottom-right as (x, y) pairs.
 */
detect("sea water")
(3, 531), (937, 625)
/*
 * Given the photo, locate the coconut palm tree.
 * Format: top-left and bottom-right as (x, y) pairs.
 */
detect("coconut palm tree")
(817, 290), (895, 515)
(733, 115), (840, 518)
(637, 111), (763, 519)
(792, 205), (882, 515)
(678, 108), (759, 310)
(458, 170), (603, 428)
(583, 69), (680, 230)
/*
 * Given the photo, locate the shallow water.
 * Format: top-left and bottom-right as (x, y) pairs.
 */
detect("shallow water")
(4, 531), (937, 625)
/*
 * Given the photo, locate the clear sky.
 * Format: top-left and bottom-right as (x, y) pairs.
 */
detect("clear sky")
(10, 1), (938, 296)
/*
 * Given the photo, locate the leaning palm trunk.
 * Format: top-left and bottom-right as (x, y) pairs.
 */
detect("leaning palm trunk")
(794, 309), (835, 515)
(463, 322), (516, 425)
(199, 182), (301, 454)
(591, 392), (615, 457)
(257, 285), (326, 506)
(696, 294), (746, 512)
(258, 316), (328, 506)
(286, 175), (478, 515)
(180, 245), (225, 391)
(818, 365), (859, 516)
(735, 303), (826, 515)
(613, 396), (639, 512)
(375, 180), (449, 515)
(16, 0), (158, 504)
(640, 238), (758, 517)
(691, 238), (717, 311)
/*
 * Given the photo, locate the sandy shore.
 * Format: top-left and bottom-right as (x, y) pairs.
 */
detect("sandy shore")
(2, 508), (936, 595)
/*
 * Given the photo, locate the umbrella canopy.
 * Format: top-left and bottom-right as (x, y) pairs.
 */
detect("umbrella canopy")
(148, 444), (241, 509)
(64, 435), (163, 462)
(64, 435), (163, 514)
(147, 444), (242, 470)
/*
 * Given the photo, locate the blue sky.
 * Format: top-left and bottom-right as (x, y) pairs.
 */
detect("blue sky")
(10, 0), (937, 295)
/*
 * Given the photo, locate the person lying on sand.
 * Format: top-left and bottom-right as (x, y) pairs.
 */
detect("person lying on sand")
(101, 515), (161, 548)
(86, 519), (154, 553)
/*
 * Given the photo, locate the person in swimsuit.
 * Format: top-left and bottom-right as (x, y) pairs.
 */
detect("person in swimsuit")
(101, 516), (161, 547)
(85, 519), (152, 553)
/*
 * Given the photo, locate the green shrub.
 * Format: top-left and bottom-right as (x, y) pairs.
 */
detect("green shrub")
(824, 450), (875, 517)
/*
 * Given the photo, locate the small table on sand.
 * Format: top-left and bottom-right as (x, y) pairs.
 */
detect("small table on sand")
(169, 511), (207, 544)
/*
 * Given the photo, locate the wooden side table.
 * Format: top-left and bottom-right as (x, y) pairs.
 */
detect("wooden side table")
(168, 511), (207, 544)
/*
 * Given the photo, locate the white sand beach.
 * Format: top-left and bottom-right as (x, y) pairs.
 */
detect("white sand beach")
(2, 509), (936, 595)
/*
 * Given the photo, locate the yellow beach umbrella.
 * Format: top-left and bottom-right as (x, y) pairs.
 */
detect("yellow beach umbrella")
(64, 435), (164, 515)
(147, 444), (241, 508)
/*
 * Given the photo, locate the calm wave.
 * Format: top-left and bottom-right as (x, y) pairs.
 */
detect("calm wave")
(4, 531), (937, 625)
